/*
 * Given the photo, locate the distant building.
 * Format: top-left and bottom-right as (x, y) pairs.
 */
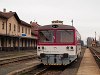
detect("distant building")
(31, 21), (40, 49)
(87, 37), (93, 47)
(96, 41), (100, 47)
(81, 40), (84, 46)
(91, 39), (96, 47)
(0, 9), (36, 51)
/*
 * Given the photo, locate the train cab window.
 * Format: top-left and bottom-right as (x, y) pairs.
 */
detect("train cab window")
(56, 30), (74, 43)
(39, 30), (54, 43)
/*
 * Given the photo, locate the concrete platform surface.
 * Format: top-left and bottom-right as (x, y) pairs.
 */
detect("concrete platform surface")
(77, 48), (100, 75)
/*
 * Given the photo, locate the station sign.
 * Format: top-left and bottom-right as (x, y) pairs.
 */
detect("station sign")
(22, 33), (26, 36)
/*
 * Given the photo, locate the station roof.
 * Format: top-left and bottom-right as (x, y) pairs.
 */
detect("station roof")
(0, 11), (31, 27)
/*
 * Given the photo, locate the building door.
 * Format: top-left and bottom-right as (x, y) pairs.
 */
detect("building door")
(1, 37), (5, 51)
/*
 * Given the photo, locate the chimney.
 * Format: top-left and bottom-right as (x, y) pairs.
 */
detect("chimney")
(3, 8), (6, 12)
(30, 21), (32, 25)
(9, 11), (12, 12)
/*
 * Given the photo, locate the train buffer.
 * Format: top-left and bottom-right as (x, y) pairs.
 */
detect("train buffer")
(77, 48), (100, 75)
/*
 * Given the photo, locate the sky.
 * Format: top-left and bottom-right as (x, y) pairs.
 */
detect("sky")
(0, 0), (100, 44)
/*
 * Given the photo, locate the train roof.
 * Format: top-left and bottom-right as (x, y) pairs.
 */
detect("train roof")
(38, 24), (76, 30)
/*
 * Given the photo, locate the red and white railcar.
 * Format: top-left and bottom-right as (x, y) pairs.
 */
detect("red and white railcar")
(37, 21), (81, 65)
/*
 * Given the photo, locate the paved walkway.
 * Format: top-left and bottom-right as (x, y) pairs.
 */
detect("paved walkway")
(77, 48), (100, 75)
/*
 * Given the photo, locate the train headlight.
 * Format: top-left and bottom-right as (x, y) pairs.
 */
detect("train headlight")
(70, 46), (74, 51)
(66, 46), (69, 49)
(38, 47), (40, 49)
(38, 47), (42, 51)
(71, 46), (73, 49)
(42, 46), (44, 50)
(66, 46), (74, 51)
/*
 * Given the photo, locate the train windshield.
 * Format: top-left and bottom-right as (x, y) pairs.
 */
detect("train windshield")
(39, 30), (54, 43)
(56, 30), (74, 43)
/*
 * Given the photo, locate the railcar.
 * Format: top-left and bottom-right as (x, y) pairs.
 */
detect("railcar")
(37, 21), (81, 65)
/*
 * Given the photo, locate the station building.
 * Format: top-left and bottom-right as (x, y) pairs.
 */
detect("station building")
(31, 21), (40, 49)
(0, 9), (37, 51)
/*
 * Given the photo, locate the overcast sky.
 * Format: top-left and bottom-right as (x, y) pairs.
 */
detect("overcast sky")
(0, 0), (100, 43)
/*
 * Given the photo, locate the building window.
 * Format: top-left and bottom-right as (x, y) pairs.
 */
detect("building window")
(28, 28), (30, 34)
(18, 25), (20, 32)
(14, 24), (16, 31)
(25, 28), (27, 34)
(2, 22), (5, 29)
(9, 23), (11, 31)
(22, 27), (24, 33)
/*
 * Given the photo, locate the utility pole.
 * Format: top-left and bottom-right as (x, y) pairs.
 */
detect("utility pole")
(95, 31), (96, 41)
(71, 19), (73, 26)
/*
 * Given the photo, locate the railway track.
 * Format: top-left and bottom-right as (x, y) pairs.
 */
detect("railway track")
(0, 52), (38, 75)
(21, 47), (86, 75)
(21, 65), (66, 75)
(22, 58), (82, 75)
(38, 66), (66, 75)
(89, 47), (100, 68)
(0, 59), (40, 75)
(21, 64), (48, 75)
(0, 54), (37, 65)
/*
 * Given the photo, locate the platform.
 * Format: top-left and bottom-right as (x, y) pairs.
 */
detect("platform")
(77, 48), (100, 75)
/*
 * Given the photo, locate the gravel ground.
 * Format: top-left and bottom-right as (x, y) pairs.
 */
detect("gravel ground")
(0, 50), (36, 58)
(40, 66), (66, 75)
(60, 47), (86, 75)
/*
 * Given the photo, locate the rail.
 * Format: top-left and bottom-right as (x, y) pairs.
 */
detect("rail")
(89, 47), (100, 60)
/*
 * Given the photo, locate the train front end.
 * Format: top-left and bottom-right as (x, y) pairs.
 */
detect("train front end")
(37, 25), (81, 65)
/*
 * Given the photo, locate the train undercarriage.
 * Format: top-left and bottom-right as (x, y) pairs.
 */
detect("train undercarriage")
(40, 53), (78, 65)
